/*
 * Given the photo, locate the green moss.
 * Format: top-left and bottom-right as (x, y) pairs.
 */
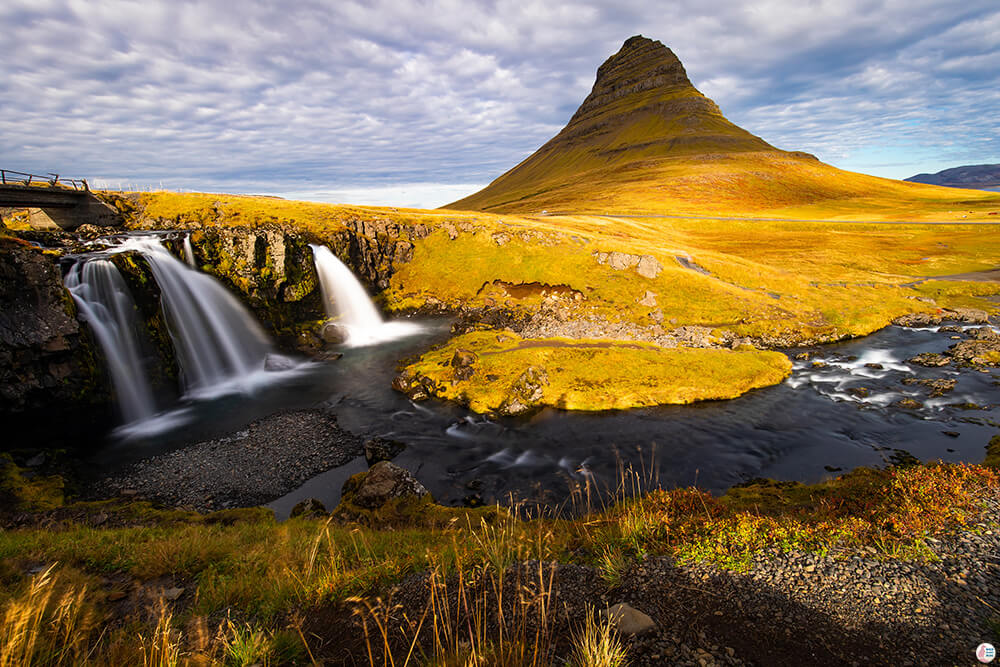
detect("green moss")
(986, 435), (1000, 468)
(0, 455), (64, 511)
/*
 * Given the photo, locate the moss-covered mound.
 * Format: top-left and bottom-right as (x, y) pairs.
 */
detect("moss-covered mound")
(394, 330), (793, 414)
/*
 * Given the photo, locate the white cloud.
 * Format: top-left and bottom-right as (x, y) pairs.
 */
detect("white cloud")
(1, 0), (998, 203)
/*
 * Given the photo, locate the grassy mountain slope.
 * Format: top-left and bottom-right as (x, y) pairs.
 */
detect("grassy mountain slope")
(447, 36), (1000, 219)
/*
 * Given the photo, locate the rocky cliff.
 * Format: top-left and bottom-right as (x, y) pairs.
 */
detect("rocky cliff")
(0, 237), (111, 447)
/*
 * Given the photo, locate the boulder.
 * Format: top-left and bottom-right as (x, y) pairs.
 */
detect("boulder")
(500, 366), (549, 416)
(908, 353), (950, 367)
(363, 437), (406, 466)
(344, 461), (429, 510)
(601, 603), (656, 636)
(321, 322), (348, 345)
(290, 497), (327, 518)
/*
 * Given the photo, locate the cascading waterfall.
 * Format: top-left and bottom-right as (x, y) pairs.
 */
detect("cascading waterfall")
(309, 244), (422, 346)
(182, 235), (196, 268)
(120, 237), (273, 395)
(64, 259), (159, 424)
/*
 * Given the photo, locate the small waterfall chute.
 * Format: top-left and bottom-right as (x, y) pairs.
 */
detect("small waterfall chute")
(183, 235), (196, 268)
(64, 259), (159, 424)
(119, 237), (273, 395)
(309, 244), (423, 347)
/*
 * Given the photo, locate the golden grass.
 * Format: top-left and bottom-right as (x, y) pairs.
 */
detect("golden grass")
(399, 330), (792, 412)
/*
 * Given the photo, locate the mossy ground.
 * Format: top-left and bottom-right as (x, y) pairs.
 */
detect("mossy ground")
(399, 330), (792, 412)
(101, 190), (1000, 412)
(1, 451), (998, 664)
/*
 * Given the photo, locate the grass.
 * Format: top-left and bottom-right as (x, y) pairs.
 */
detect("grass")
(396, 330), (792, 412)
(1, 451), (998, 663)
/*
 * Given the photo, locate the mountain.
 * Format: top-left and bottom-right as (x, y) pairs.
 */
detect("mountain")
(447, 36), (1000, 219)
(905, 164), (1000, 190)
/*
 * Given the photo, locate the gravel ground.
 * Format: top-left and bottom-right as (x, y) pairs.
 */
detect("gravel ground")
(99, 409), (363, 512)
(336, 488), (1000, 667)
(604, 492), (1000, 666)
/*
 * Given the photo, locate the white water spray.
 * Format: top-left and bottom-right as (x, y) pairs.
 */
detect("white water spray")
(309, 244), (422, 346)
(65, 259), (158, 424)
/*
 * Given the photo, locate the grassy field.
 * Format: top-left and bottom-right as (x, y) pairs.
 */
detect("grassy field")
(1, 451), (997, 664)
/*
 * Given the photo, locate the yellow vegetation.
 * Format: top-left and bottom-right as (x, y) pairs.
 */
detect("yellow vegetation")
(399, 330), (793, 412)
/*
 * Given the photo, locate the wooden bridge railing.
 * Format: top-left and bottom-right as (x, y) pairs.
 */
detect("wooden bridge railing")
(0, 169), (88, 191)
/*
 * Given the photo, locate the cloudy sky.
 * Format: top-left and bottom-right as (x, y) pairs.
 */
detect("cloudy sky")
(2, 1), (998, 208)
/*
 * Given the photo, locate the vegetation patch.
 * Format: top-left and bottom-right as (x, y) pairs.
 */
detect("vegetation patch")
(394, 330), (792, 414)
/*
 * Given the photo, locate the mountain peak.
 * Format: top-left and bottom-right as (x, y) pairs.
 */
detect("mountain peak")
(571, 36), (693, 123)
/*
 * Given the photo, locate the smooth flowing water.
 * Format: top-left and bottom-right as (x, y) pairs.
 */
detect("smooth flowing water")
(121, 237), (273, 396)
(72, 234), (999, 512)
(310, 244), (423, 347)
(64, 259), (159, 424)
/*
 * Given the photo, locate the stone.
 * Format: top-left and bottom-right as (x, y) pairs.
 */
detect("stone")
(321, 322), (348, 345)
(601, 602), (656, 636)
(908, 353), (950, 367)
(635, 255), (662, 278)
(25, 453), (46, 467)
(346, 461), (429, 510)
(363, 437), (406, 466)
(637, 290), (658, 307)
(451, 348), (478, 368)
(290, 498), (327, 518)
(264, 353), (297, 371)
(163, 587), (185, 601)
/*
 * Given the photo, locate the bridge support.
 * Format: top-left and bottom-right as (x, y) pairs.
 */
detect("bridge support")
(27, 196), (122, 231)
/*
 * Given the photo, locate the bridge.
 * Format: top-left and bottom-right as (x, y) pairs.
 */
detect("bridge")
(0, 169), (121, 230)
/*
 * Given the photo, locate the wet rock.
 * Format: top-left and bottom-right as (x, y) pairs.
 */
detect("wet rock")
(264, 353), (297, 371)
(908, 353), (950, 367)
(500, 366), (549, 416)
(901, 377), (956, 397)
(290, 498), (327, 518)
(602, 602), (656, 636)
(894, 312), (941, 327)
(321, 322), (348, 345)
(848, 387), (870, 398)
(795, 352), (811, 361)
(948, 339), (1000, 366)
(864, 362), (884, 370)
(811, 361), (828, 369)
(344, 461), (429, 510)
(363, 437), (406, 466)
(895, 398), (923, 410)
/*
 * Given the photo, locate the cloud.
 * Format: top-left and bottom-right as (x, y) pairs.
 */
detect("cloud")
(1, 0), (998, 204)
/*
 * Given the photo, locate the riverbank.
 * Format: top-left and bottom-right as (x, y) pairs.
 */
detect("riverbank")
(1, 447), (998, 665)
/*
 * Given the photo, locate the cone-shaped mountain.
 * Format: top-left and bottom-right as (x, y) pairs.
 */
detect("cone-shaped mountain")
(448, 36), (1000, 218)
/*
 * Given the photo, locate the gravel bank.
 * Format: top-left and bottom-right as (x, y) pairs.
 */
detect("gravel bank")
(99, 409), (363, 512)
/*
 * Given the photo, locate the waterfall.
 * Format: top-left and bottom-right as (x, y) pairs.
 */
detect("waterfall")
(183, 235), (196, 268)
(120, 237), (272, 395)
(64, 260), (158, 424)
(309, 244), (422, 347)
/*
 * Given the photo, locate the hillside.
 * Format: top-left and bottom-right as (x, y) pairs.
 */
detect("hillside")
(447, 36), (1000, 220)
(906, 163), (1000, 190)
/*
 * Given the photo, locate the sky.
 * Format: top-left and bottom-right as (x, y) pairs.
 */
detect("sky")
(2, 1), (998, 208)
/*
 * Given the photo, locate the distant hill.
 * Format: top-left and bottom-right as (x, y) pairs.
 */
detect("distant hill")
(905, 164), (1000, 190)
(447, 36), (1000, 219)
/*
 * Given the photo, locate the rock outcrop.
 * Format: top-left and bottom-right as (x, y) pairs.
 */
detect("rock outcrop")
(0, 237), (111, 445)
(341, 461), (429, 510)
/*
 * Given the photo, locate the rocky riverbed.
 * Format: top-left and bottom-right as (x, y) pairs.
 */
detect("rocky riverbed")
(97, 409), (363, 511)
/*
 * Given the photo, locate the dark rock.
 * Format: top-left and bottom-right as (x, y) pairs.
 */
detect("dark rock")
(895, 398), (923, 410)
(264, 353), (297, 371)
(901, 377), (956, 397)
(363, 437), (406, 466)
(500, 366), (549, 416)
(848, 387), (870, 398)
(908, 353), (950, 367)
(942, 431), (961, 438)
(343, 461), (429, 510)
(290, 498), (327, 518)
(864, 363), (884, 370)
(0, 239), (112, 446)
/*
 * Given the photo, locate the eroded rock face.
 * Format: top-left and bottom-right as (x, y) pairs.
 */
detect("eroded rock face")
(343, 461), (429, 509)
(0, 239), (111, 445)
